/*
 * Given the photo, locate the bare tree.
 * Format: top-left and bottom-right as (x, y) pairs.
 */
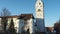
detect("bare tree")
(1, 8), (11, 32)
(2, 8), (11, 16)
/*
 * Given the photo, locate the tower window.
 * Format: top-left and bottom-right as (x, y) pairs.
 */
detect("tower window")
(38, 9), (41, 11)
(39, 3), (41, 5)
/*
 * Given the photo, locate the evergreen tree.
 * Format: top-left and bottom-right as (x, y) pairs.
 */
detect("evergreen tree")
(8, 19), (16, 34)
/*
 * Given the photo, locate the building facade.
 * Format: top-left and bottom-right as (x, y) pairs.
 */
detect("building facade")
(18, 14), (34, 34)
(0, 14), (34, 34)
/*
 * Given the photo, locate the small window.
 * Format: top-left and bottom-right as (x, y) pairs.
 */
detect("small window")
(38, 9), (41, 11)
(39, 3), (41, 5)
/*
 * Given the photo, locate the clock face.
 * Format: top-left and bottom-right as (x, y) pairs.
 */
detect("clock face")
(37, 14), (42, 17)
(37, 13), (43, 18)
(38, 14), (42, 16)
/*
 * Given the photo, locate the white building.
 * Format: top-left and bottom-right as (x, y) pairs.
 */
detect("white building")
(6, 16), (19, 33)
(0, 14), (34, 34)
(35, 0), (45, 32)
(18, 14), (34, 34)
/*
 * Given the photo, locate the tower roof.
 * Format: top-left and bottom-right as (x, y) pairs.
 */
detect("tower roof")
(37, 0), (42, 1)
(36, 0), (43, 3)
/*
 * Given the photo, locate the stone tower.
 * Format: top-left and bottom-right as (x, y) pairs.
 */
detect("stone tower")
(35, 0), (45, 32)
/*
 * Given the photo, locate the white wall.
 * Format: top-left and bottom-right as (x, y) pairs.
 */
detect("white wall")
(18, 18), (34, 34)
(0, 18), (3, 30)
(20, 18), (34, 34)
(27, 18), (34, 34)
(13, 18), (19, 33)
(6, 18), (20, 33)
(6, 18), (11, 30)
(4, 17), (34, 34)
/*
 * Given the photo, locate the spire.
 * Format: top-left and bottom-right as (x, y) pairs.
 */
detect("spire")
(37, 0), (42, 1)
(39, 0), (40, 1)
(36, 0), (43, 3)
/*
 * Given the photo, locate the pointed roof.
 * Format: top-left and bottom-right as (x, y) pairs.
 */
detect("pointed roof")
(37, 0), (42, 1)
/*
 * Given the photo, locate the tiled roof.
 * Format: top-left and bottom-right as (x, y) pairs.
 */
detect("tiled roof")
(0, 15), (19, 18)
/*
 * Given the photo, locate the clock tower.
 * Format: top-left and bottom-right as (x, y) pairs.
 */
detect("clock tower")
(35, 0), (45, 32)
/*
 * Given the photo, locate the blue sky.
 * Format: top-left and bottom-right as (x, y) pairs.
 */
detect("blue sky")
(0, 0), (60, 27)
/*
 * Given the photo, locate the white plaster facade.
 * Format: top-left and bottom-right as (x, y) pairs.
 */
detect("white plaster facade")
(13, 18), (19, 33)
(18, 14), (34, 34)
(35, 0), (44, 18)
(0, 14), (34, 34)
(23, 19), (34, 34)
(6, 17), (19, 33)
